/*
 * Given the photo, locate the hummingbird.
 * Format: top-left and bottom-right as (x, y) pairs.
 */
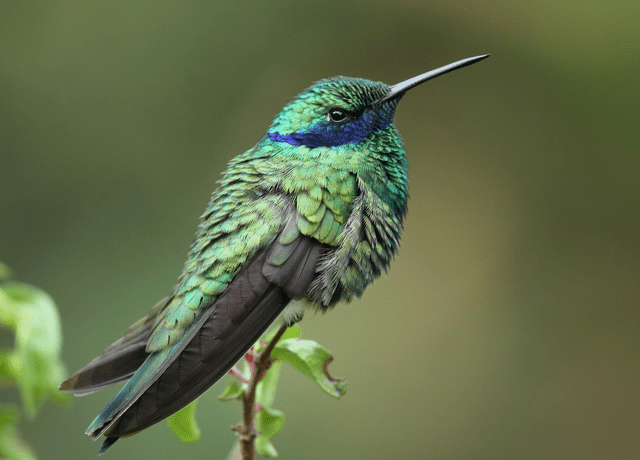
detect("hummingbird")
(60, 54), (489, 454)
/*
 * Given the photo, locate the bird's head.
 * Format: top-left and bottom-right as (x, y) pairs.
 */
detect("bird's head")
(267, 77), (397, 149)
(266, 55), (490, 151)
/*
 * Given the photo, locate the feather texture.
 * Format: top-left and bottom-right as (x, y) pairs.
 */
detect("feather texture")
(60, 297), (170, 396)
(66, 212), (328, 452)
(58, 69), (429, 454)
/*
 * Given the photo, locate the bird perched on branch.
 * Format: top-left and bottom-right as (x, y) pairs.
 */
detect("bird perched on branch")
(60, 54), (489, 454)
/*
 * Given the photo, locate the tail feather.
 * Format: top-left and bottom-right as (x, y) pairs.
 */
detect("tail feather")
(59, 329), (152, 396)
(60, 297), (171, 396)
(97, 437), (118, 455)
(60, 341), (148, 396)
(65, 213), (327, 454)
(105, 286), (288, 438)
(86, 309), (211, 438)
(100, 234), (326, 440)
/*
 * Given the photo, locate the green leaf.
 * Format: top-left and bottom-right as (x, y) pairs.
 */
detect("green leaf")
(0, 267), (69, 460)
(257, 324), (301, 351)
(0, 281), (70, 417)
(0, 350), (15, 383)
(0, 405), (36, 460)
(272, 339), (347, 398)
(278, 324), (301, 341)
(256, 361), (282, 409)
(218, 380), (247, 402)
(0, 406), (21, 430)
(254, 406), (285, 458)
(166, 400), (201, 444)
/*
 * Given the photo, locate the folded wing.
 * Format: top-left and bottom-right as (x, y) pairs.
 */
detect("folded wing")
(61, 208), (327, 453)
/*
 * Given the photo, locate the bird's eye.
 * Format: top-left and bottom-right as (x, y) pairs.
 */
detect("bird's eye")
(326, 109), (350, 123)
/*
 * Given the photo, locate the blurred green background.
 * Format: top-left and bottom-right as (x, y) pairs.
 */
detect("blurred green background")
(1, 1), (639, 459)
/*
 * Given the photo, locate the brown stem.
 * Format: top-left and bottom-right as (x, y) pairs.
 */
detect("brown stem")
(238, 324), (288, 460)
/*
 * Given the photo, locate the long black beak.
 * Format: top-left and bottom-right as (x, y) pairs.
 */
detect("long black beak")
(378, 54), (490, 103)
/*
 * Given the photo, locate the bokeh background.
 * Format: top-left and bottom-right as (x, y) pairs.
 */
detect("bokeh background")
(2, 1), (639, 459)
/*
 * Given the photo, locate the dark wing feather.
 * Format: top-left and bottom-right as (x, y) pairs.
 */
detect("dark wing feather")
(60, 341), (147, 397)
(263, 208), (324, 299)
(60, 297), (171, 396)
(90, 228), (327, 451)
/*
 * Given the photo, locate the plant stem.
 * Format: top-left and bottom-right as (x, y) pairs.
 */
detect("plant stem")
(238, 324), (288, 460)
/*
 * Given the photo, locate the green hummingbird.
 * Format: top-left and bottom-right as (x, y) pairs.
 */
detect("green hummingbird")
(60, 54), (489, 454)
